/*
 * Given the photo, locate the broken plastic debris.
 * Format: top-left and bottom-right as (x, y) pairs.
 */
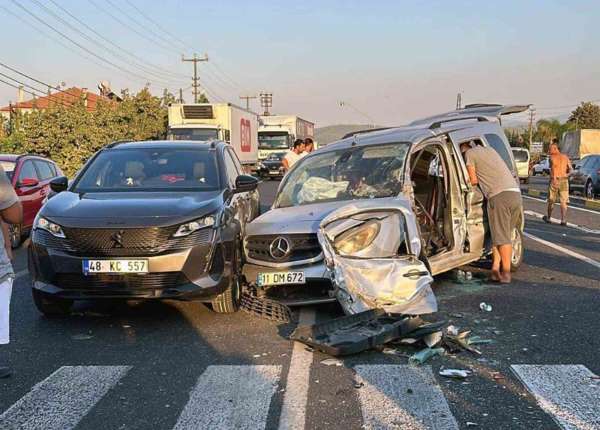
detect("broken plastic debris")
(72, 334), (93, 340)
(321, 358), (343, 367)
(449, 313), (464, 318)
(408, 347), (444, 365)
(467, 336), (493, 345)
(439, 369), (470, 379)
(446, 325), (459, 336)
(479, 302), (492, 312)
(423, 331), (443, 348)
(354, 382), (364, 389)
(399, 338), (418, 345)
(466, 422), (478, 427)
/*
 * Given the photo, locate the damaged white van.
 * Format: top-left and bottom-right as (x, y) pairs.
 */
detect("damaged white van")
(243, 104), (526, 312)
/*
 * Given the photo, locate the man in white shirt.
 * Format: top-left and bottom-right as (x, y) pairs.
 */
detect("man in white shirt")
(282, 139), (305, 172)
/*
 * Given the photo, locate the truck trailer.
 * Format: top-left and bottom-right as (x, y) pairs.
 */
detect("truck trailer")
(167, 103), (259, 168)
(258, 115), (315, 160)
(561, 129), (600, 160)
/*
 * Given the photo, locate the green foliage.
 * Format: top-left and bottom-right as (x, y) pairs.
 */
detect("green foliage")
(0, 88), (174, 176)
(569, 102), (600, 129)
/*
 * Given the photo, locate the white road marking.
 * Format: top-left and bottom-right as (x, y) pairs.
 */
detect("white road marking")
(0, 365), (130, 430)
(512, 365), (600, 430)
(278, 307), (315, 430)
(523, 195), (600, 215)
(174, 365), (281, 430)
(524, 210), (600, 234)
(354, 365), (459, 430)
(523, 232), (600, 269)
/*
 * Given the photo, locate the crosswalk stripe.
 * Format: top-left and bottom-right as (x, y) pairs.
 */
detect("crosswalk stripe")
(0, 365), (131, 430)
(354, 365), (459, 430)
(173, 365), (281, 430)
(512, 364), (600, 430)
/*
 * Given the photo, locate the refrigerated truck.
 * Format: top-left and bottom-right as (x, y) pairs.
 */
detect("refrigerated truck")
(257, 115), (315, 160)
(167, 103), (259, 168)
(561, 129), (600, 160)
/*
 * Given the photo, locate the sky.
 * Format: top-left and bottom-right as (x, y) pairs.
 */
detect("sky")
(1, 0), (599, 127)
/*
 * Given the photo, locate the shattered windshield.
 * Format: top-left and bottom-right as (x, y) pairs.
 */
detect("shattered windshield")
(275, 142), (409, 208)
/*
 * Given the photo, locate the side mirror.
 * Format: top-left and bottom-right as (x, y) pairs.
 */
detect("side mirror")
(50, 176), (69, 193)
(18, 177), (39, 187)
(234, 174), (259, 193)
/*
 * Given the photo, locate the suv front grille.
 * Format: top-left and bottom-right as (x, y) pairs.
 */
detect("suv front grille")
(246, 234), (322, 264)
(33, 227), (213, 256)
(55, 272), (188, 290)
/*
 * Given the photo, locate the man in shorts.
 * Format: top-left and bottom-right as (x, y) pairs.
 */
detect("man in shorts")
(543, 139), (571, 226)
(461, 142), (523, 284)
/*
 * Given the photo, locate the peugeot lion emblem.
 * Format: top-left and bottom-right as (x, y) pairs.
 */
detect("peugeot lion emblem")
(269, 236), (291, 260)
(111, 230), (125, 248)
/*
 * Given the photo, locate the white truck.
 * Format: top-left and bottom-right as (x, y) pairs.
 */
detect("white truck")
(258, 115), (315, 160)
(561, 129), (600, 160)
(167, 103), (259, 168)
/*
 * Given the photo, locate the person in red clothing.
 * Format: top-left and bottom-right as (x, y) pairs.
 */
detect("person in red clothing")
(543, 139), (571, 226)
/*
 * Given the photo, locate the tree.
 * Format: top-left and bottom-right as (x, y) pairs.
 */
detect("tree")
(569, 102), (600, 129)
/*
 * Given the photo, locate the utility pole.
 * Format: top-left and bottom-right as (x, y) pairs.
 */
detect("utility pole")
(260, 92), (273, 115)
(240, 95), (257, 110)
(528, 107), (536, 149)
(182, 53), (209, 103)
(456, 92), (462, 110)
(179, 88), (184, 103)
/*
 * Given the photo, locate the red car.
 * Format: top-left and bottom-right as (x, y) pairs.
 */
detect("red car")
(0, 154), (63, 248)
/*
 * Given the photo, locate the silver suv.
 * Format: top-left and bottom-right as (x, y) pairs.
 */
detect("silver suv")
(243, 105), (527, 306)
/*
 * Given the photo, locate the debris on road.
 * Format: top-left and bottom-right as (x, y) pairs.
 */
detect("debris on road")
(408, 347), (444, 365)
(424, 331), (443, 348)
(479, 302), (493, 312)
(240, 289), (293, 323)
(439, 369), (471, 379)
(449, 313), (464, 318)
(443, 330), (482, 355)
(321, 358), (343, 367)
(71, 333), (93, 340)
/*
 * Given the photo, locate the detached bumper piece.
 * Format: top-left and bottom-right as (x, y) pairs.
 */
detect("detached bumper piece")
(240, 289), (293, 323)
(290, 308), (443, 356)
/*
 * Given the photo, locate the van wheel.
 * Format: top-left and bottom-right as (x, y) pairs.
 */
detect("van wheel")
(9, 224), (21, 249)
(210, 243), (241, 313)
(511, 229), (524, 272)
(32, 288), (73, 317)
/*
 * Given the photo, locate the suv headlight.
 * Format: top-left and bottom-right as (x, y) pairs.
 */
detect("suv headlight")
(173, 215), (216, 238)
(35, 217), (66, 238)
(333, 220), (380, 255)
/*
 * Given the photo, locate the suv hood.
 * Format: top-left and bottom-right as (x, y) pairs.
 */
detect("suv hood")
(42, 191), (223, 228)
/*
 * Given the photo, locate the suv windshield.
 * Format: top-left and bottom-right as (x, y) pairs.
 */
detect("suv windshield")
(74, 148), (220, 192)
(275, 142), (409, 208)
(168, 128), (219, 141)
(259, 132), (289, 149)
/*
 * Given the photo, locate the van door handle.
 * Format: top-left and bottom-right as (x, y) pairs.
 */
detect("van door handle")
(403, 269), (429, 278)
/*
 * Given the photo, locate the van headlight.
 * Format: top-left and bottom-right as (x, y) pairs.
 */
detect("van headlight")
(333, 220), (380, 255)
(35, 217), (66, 238)
(173, 215), (216, 237)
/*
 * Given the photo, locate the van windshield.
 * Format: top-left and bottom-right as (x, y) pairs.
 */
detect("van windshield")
(512, 149), (529, 162)
(275, 142), (409, 208)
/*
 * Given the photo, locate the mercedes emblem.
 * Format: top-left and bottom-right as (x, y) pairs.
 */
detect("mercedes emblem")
(269, 236), (291, 260)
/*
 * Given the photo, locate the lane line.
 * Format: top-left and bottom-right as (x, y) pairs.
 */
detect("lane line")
(523, 195), (600, 215)
(524, 210), (600, 235)
(174, 365), (281, 430)
(512, 365), (600, 430)
(523, 232), (600, 270)
(278, 307), (315, 430)
(354, 365), (459, 430)
(0, 365), (131, 430)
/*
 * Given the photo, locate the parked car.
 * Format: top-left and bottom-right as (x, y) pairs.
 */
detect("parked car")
(257, 152), (286, 179)
(532, 158), (550, 176)
(511, 147), (530, 183)
(569, 154), (600, 199)
(0, 154), (63, 248)
(243, 104), (526, 306)
(28, 141), (260, 316)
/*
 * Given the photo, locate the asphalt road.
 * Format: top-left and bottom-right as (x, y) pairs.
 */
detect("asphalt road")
(1, 180), (599, 430)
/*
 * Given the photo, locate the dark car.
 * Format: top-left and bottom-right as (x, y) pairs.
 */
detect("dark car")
(258, 152), (286, 179)
(28, 141), (260, 316)
(0, 154), (63, 248)
(569, 154), (600, 198)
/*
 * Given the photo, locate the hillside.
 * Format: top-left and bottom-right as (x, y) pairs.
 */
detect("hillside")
(315, 124), (380, 145)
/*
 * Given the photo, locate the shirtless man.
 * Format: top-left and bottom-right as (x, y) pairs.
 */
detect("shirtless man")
(543, 139), (571, 226)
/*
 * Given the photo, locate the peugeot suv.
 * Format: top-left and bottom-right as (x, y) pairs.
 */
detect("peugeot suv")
(28, 141), (259, 316)
(243, 104), (526, 305)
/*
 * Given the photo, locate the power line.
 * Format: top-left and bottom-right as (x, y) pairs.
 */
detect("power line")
(45, 0), (188, 82)
(0, 77), (72, 108)
(0, 61), (80, 99)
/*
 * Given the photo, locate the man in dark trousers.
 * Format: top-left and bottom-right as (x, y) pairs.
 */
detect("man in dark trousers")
(461, 142), (522, 284)
(0, 164), (23, 378)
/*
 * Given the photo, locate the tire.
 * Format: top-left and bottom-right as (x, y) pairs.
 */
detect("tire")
(210, 243), (241, 314)
(585, 180), (594, 199)
(9, 224), (21, 249)
(510, 228), (524, 272)
(32, 288), (73, 317)
(523, 177), (529, 184)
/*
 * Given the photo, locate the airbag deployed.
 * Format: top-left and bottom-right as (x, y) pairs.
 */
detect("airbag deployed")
(318, 200), (438, 315)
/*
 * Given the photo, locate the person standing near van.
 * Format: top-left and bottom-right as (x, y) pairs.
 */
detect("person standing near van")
(303, 137), (315, 155)
(0, 164), (22, 379)
(543, 139), (571, 226)
(460, 142), (522, 284)
(282, 139), (306, 172)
